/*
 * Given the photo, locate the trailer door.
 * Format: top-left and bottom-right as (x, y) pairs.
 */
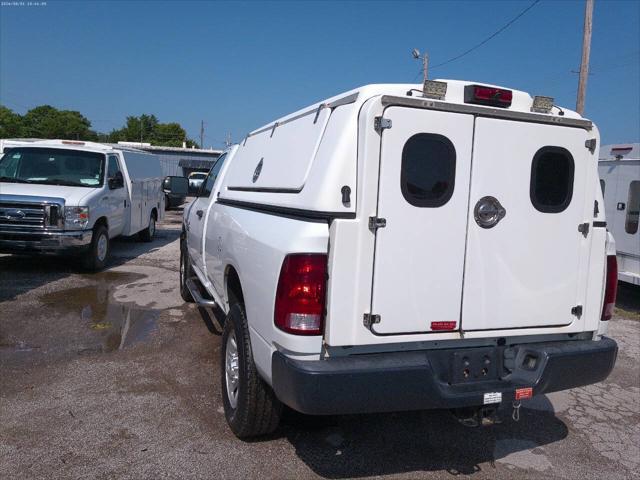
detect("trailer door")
(461, 118), (591, 331)
(369, 107), (473, 334)
(612, 165), (640, 257)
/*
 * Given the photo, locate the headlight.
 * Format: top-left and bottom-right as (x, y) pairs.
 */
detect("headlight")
(64, 206), (90, 229)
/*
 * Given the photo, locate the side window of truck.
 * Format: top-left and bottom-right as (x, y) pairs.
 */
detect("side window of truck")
(107, 155), (121, 179)
(400, 133), (456, 208)
(199, 153), (227, 198)
(530, 146), (574, 213)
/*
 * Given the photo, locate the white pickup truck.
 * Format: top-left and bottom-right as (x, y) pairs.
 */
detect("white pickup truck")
(0, 139), (180, 270)
(181, 81), (619, 438)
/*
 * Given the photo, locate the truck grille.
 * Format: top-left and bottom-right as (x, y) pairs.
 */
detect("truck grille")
(0, 201), (62, 230)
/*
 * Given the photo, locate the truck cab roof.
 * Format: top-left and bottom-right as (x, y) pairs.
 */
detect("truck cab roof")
(1, 139), (153, 156)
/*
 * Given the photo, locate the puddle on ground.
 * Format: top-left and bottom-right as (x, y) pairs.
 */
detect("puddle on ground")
(39, 271), (160, 353)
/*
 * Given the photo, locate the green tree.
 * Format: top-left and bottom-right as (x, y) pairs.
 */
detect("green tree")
(152, 122), (187, 147)
(0, 106), (24, 138)
(109, 114), (158, 143)
(20, 105), (97, 140)
(108, 114), (194, 148)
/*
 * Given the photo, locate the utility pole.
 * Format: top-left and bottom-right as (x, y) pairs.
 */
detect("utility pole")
(225, 132), (232, 148)
(576, 0), (594, 115)
(200, 120), (205, 149)
(412, 48), (429, 85)
(422, 52), (429, 84)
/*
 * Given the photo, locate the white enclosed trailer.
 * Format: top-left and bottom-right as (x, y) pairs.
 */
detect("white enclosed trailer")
(599, 143), (640, 285)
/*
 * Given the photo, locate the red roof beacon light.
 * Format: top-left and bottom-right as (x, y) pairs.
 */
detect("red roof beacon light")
(464, 84), (513, 108)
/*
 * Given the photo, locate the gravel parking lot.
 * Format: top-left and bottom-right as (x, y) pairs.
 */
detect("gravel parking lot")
(1, 207), (638, 480)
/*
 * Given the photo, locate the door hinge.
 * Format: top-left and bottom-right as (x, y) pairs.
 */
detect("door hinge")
(585, 138), (597, 154)
(578, 222), (590, 237)
(571, 305), (583, 318)
(363, 313), (381, 328)
(374, 116), (392, 132)
(368, 216), (387, 231)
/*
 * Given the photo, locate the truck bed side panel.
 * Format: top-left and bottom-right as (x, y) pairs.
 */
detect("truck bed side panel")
(209, 204), (329, 383)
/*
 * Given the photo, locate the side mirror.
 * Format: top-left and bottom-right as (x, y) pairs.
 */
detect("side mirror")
(108, 171), (124, 189)
(164, 176), (188, 196)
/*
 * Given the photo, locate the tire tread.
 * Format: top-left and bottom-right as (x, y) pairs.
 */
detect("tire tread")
(222, 304), (282, 438)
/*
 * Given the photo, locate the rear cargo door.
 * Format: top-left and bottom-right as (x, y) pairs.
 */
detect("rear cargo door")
(461, 118), (590, 331)
(369, 107), (474, 334)
(612, 164), (640, 257)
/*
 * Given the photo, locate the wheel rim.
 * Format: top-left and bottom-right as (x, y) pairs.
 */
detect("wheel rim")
(96, 234), (108, 262)
(225, 331), (240, 409)
(149, 216), (156, 237)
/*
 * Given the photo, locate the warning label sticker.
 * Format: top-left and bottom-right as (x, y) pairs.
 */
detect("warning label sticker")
(483, 392), (502, 404)
(515, 387), (533, 400)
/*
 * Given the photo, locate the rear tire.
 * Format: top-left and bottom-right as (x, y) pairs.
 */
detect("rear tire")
(221, 303), (282, 438)
(82, 225), (109, 272)
(180, 239), (194, 303)
(139, 211), (156, 242)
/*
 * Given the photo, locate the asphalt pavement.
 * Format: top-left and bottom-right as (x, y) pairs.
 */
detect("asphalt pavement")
(1, 207), (638, 479)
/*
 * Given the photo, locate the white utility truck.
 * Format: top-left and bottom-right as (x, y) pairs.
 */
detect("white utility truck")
(599, 143), (640, 285)
(181, 81), (619, 438)
(0, 139), (168, 270)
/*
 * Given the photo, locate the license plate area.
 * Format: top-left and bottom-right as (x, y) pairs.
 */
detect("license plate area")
(450, 348), (499, 384)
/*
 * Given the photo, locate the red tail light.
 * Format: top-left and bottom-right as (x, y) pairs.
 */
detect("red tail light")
(275, 254), (327, 335)
(464, 85), (513, 108)
(601, 255), (618, 321)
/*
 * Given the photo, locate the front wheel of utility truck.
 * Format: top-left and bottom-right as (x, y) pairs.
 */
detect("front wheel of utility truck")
(221, 303), (282, 438)
(82, 224), (110, 272)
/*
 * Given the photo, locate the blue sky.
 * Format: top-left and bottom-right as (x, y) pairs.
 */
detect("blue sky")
(1, 0), (638, 147)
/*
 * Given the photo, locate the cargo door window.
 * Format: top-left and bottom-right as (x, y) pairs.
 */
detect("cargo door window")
(400, 133), (456, 207)
(626, 181), (639, 234)
(530, 146), (574, 213)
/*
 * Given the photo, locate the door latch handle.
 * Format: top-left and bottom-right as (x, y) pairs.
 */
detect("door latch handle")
(196, 210), (204, 219)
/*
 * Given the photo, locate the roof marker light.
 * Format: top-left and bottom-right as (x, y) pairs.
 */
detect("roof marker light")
(531, 96), (554, 114)
(423, 80), (447, 100)
(464, 85), (512, 108)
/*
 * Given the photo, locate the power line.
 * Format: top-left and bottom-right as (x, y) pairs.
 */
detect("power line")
(431, 0), (541, 70)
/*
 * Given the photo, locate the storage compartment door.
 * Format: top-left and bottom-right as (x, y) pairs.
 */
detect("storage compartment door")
(461, 119), (591, 331)
(128, 181), (143, 235)
(369, 107), (474, 334)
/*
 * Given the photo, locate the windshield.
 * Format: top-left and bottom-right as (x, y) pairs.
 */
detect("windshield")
(0, 147), (105, 188)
